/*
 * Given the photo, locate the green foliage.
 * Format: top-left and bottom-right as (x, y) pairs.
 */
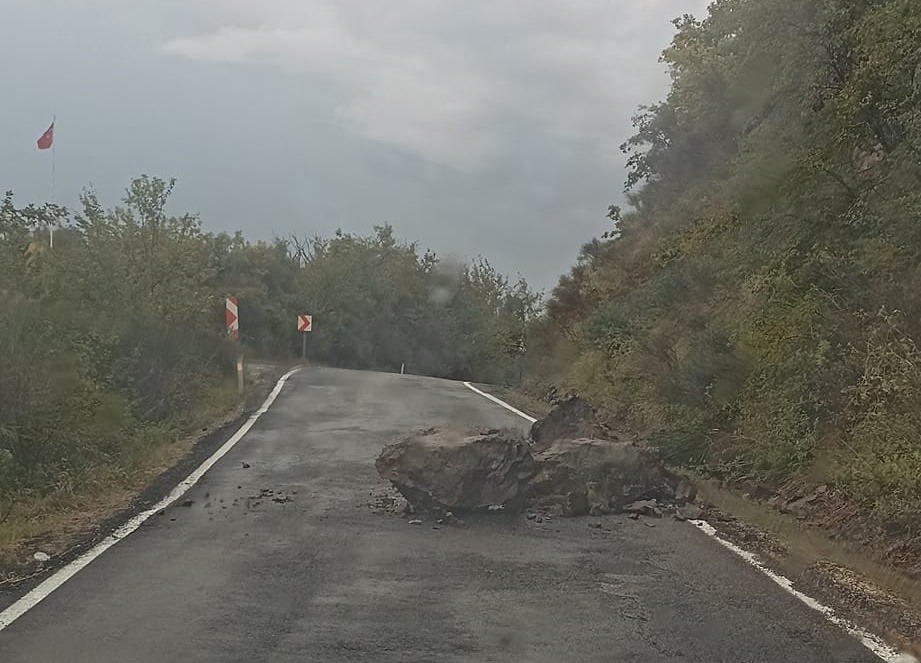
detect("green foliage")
(0, 176), (535, 516)
(836, 311), (921, 530)
(529, 0), (921, 530)
(293, 226), (536, 382)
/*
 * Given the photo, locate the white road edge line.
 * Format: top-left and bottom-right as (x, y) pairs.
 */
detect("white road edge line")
(462, 383), (903, 663)
(0, 367), (302, 632)
(690, 521), (900, 662)
(462, 382), (537, 424)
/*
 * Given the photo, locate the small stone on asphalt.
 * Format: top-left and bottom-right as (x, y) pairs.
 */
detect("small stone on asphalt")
(408, 519), (423, 525)
(242, 462), (251, 468)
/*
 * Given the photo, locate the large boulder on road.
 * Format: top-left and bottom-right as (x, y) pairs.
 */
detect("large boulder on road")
(375, 398), (681, 518)
(376, 428), (538, 513)
(527, 438), (668, 516)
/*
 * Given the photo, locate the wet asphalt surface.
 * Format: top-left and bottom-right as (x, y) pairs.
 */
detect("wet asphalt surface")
(0, 367), (882, 662)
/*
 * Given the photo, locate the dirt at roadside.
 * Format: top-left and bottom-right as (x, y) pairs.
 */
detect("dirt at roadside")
(0, 361), (298, 606)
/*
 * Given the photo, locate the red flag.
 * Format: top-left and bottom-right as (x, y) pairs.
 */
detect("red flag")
(37, 122), (54, 150)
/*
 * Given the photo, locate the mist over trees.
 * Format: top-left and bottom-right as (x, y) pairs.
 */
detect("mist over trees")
(527, 0), (921, 530)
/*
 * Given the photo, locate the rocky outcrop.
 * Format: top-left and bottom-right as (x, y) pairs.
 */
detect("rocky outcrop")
(527, 438), (668, 516)
(376, 399), (691, 517)
(375, 428), (538, 512)
(529, 397), (597, 452)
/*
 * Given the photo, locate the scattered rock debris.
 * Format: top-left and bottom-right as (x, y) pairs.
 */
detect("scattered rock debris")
(367, 485), (409, 516)
(241, 462), (251, 469)
(624, 500), (662, 518)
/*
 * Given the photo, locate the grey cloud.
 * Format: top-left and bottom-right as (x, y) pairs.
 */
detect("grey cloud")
(161, 0), (703, 171)
(2, 0), (710, 290)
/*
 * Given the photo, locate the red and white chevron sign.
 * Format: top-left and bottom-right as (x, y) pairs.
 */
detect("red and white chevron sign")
(297, 314), (312, 332)
(226, 296), (239, 339)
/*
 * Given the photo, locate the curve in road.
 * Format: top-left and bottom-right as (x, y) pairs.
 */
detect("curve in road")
(0, 367), (889, 662)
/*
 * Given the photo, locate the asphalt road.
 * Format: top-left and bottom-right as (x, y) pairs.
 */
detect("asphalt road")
(0, 367), (882, 662)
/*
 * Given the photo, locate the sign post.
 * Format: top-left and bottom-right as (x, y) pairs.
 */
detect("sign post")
(297, 314), (313, 359)
(226, 296), (242, 395)
(225, 297), (239, 340)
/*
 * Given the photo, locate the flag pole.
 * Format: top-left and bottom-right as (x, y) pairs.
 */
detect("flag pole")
(49, 112), (55, 249)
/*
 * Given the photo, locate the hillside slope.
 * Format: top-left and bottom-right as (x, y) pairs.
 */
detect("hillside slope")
(529, 0), (921, 552)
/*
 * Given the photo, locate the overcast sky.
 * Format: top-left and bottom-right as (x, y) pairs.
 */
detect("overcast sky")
(2, 0), (711, 291)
